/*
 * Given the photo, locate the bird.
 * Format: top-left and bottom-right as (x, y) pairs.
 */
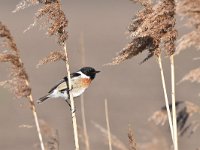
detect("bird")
(37, 67), (100, 107)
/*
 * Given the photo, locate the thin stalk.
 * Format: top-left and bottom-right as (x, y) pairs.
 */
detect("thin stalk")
(25, 80), (45, 150)
(105, 99), (112, 150)
(80, 33), (90, 150)
(80, 95), (90, 150)
(170, 55), (178, 150)
(63, 43), (79, 150)
(157, 56), (174, 143)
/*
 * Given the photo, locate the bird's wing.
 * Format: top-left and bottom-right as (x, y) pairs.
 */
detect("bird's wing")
(48, 72), (81, 93)
(48, 78), (66, 93)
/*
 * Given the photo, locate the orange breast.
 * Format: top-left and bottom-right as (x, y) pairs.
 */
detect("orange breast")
(81, 78), (92, 87)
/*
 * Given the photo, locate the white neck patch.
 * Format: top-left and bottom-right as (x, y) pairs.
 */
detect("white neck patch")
(77, 71), (90, 79)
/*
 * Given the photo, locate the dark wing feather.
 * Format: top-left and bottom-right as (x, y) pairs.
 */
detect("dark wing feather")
(48, 72), (81, 93)
(71, 72), (81, 78)
(48, 78), (66, 93)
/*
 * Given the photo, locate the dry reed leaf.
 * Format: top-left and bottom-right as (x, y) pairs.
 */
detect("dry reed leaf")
(37, 50), (66, 67)
(92, 121), (128, 150)
(0, 22), (31, 98)
(179, 67), (200, 83)
(110, 0), (176, 65)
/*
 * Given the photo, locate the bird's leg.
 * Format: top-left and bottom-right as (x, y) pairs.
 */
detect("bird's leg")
(65, 99), (76, 113)
(65, 99), (71, 108)
(67, 85), (73, 92)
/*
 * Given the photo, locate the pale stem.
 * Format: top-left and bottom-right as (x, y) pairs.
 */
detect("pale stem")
(63, 43), (79, 150)
(80, 33), (90, 150)
(105, 99), (112, 150)
(157, 56), (174, 144)
(25, 80), (45, 150)
(170, 55), (178, 150)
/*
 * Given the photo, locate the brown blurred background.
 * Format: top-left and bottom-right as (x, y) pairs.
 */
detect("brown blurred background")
(0, 0), (200, 150)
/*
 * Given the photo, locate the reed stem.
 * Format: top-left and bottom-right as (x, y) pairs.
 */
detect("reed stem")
(157, 56), (174, 143)
(170, 55), (178, 150)
(63, 43), (79, 150)
(105, 99), (112, 150)
(25, 80), (45, 150)
(80, 33), (90, 150)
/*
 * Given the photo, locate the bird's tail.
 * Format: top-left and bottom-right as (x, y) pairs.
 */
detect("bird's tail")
(37, 94), (50, 104)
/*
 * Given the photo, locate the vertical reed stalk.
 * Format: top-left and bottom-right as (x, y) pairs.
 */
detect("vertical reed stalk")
(80, 33), (90, 150)
(63, 43), (79, 150)
(157, 56), (174, 143)
(25, 80), (45, 150)
(105, 99), (112, 150)
(170, 55), (178, 150)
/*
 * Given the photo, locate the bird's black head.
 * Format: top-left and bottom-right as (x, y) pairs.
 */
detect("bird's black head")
(79, 67), (100, 80)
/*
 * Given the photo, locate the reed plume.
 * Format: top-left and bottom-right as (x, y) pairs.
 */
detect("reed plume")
(176, 0), (200, 54)
(110, 0), (177, 65)
(0, 22), (45, 150)
(37, 50), (66, 68)
(128, 125), (137, 150)
(177, 0), (200, 98)
(179, 67), (200, 83)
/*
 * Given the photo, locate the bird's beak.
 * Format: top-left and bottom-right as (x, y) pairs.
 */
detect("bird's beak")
(95, 70), (100, 73)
